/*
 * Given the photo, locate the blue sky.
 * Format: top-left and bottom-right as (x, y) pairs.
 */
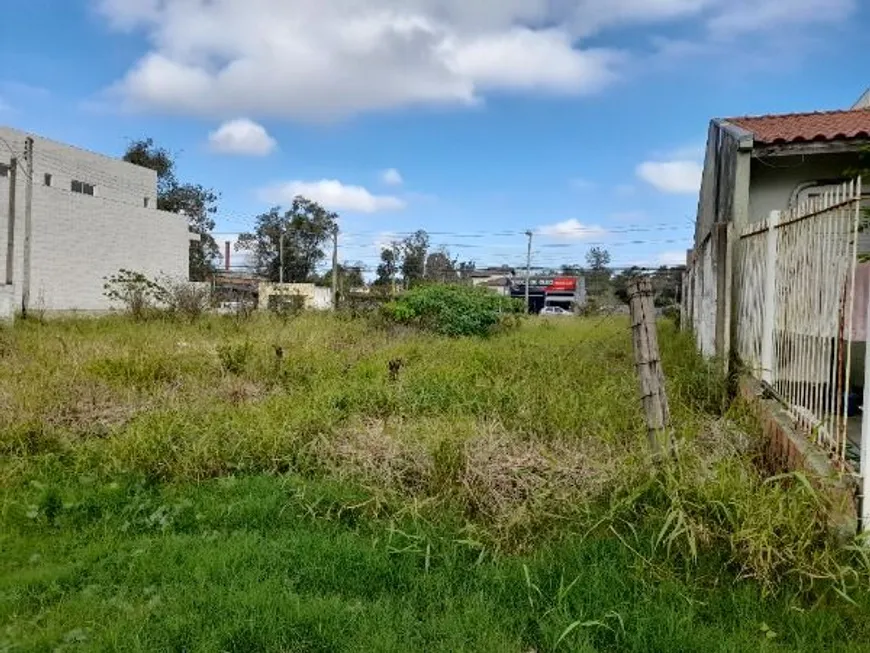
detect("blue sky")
(2, 0), (869, 274)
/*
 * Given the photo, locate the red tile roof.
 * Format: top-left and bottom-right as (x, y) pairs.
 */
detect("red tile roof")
(727, 108), (870, 145)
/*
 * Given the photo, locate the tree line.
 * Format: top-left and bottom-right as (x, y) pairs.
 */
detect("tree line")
(123, 139), (683, 305)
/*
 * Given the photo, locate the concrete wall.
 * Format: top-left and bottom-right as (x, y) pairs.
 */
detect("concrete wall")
(258, 283), (333, 311)
(0, 126), (191, 312)
(0, 127), (157, 207)
(0, 286), (12, 322)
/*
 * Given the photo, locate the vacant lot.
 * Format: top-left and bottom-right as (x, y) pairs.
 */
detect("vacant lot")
(1, 313), (869, 651)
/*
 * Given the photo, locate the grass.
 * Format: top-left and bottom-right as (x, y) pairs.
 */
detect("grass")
(1, 312), (868, 651)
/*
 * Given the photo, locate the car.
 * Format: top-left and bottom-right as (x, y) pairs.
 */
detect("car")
(539, 306), (573, 316)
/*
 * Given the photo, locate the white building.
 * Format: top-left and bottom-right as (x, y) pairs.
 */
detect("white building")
(0, 126), (194, 318)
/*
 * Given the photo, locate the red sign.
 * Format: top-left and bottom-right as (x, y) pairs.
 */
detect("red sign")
(546, 277), (577, 293)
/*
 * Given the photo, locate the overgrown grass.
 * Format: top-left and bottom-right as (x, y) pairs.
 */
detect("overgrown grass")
(1, 313), (868, 651)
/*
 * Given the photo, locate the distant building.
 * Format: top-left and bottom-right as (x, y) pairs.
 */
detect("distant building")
(469, 266), (514, 289)
(0, 126), (195, 317)
(511, 275), (587, 314)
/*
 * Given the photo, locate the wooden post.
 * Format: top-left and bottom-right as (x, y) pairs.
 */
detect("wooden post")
(628, 277), (672, 458)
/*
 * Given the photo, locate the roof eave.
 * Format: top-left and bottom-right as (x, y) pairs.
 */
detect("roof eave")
(715, 119), (755, 151)
(752, 137), (870, 158)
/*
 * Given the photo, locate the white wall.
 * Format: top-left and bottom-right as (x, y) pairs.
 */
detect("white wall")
(0, 126), (191, 312)
(748, 152), (859, 223)
(0, 126), (157, 207)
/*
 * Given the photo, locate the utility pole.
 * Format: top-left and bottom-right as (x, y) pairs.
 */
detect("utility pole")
(6, 157), (17, 285)
(524, 230), (533, 314)
(21, 137), (33, 317)
(331, 225), (339, 310)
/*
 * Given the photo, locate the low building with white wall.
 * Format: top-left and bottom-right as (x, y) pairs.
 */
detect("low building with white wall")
(0, 126), (194, 317)
(258, 282), (333, 311)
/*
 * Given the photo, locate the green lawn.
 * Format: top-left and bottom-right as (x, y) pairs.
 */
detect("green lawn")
(0, 313), (868, 651)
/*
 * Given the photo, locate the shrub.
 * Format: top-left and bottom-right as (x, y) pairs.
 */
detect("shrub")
(103, 270), (168, 320)
(268, 292), (306, 318)
(218, 341), (254, 375)
(163, 280), (212, 321)
(382, 284), (523, 337)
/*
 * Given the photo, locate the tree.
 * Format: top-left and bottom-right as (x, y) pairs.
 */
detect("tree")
(612, 266), (644, 304)
(585, 247), (611, 271)
(123, 139), (220, 281)
(318, 262), (365, 291)
(650, 265), (685, 307)
(585, 247), (612, 299)
(235, 196), (338, 282)
(424, 248), (458, 283)
(458, 261), (476, 282)
(400, 230), (430, 287)
(375, 244), (400, 290)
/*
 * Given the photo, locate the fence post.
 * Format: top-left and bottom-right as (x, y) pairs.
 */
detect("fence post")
(860, 275), (870, 530)
(761, 210), (780, 384)
(628, 277), (672, 458)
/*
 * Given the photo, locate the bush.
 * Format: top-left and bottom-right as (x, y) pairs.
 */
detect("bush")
(218, 341), (254, 375)
(163, 280), (212, 321)
(382, 284), (523, 337)
(267, 292), (306, 318)
(104, 271), (212, 321)
(103, 270), (168, 320)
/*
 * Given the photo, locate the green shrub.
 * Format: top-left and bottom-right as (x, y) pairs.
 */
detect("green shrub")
(103, 270), (168, 320)
(382, 284), (523, 337)
(217, 341), (254, 375)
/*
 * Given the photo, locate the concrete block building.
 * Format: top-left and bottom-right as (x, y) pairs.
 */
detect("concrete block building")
(0, 126), (193, 317)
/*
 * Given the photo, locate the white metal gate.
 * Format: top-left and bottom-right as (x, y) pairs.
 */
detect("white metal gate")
(736, 179), (863, 464)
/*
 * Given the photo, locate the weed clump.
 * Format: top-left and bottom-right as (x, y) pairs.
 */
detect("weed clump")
(382, 284), (524, 337)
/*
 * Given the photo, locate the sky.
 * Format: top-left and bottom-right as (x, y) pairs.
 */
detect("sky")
(1, 0), (869, 275)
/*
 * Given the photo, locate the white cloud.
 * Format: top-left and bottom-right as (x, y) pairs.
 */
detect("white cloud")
(537, 219), (607, 240)
(91, 0), (634, 120)
(208, 118), (277, 156)
(381, 168), (404, 186)
(706, 0), (854, 37)
(259, 179), (406, 213)
(94, 0), (854, 120)
(636, 160), (702, 194)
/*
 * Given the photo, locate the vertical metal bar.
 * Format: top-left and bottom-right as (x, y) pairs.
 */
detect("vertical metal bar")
(762, 211), (779, 384)
(814, 202), (827, 439)
(831, 189), (843, 450)
(798, 214), (809, 428)
(843, 181), (860, 463)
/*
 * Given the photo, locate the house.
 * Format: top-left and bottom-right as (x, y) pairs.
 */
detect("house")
(0, 126), (195, 317)
(686, 104), (870, 359)
(683, 97), (870, 499)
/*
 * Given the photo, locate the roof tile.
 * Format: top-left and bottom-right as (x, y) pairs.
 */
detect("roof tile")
(726, 108), (870, 145)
